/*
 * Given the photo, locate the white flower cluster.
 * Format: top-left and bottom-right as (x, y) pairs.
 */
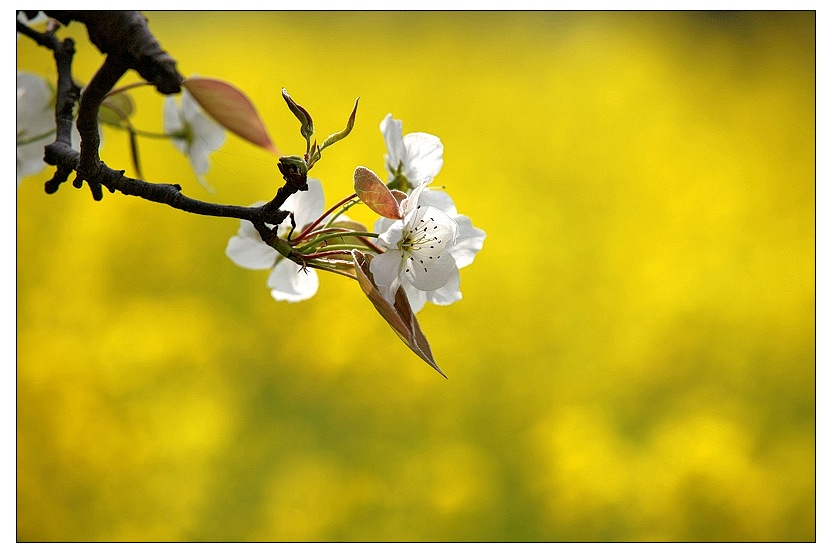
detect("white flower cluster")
(370, 115), (486, 312)
(226, 114), (485, 314)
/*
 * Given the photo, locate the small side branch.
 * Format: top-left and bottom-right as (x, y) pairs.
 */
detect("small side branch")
(74, 54), (130, 200)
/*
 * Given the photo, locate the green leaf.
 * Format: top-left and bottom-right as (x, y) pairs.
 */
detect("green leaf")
(320, 97), (359, 151)
(352, 250), (445, 377)
(184, 77), (279, 154)
(353, 166), (402, 220)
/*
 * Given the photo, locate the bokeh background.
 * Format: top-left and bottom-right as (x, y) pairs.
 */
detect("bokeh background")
(17, 11), (815, 541)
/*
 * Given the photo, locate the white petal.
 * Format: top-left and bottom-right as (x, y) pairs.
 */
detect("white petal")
(418, 189), (458, 217)
(191, 111), (226, 151)
(402, 132), (443, 184)
(372, 215), (395, 236)
(17, 126), (52, 182)
(370, 250), (405, 304)
(181, 89), (199, 122)
(162, 95), (183, 135)
(18, 11), (47, 25)
(17, 72), (52, 124)
(16, 72), (54, 184)
(424, 265), (462, 306)
(402, 282), (428, 314)
(449, 215), (486, 268)
(405, 248), (456, 292)
(399, 177), (437, 220)
(184, 109), (225, 179)
(380, 113), (406, 179)
(17, 140), (48, 184)
(376, 220), (405, 250)
(187, 139), (211, 176)
(267, 259), (319, 302)
(163, 100), (187, 155)
(225, 220), (278, 270)
(280, 178), (325, 230)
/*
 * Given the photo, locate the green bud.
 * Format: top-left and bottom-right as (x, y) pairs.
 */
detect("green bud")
(277, 155), (309, 191)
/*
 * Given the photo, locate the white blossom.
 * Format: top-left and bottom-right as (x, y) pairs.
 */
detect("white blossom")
(225, 179), (326, 302)
(370, 181), (459, 306)
(17, 72), (54, 185)
(374, 188), (485, 312)
(375, 115), (486, 312)
(163, 89), (225, 190)
(381, 113), (444, 186)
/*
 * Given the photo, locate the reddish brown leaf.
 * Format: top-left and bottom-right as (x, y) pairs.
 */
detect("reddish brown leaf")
(184, 77), (279, 154)
(352, 251), (445, 377)
(353, 166), (402, 220)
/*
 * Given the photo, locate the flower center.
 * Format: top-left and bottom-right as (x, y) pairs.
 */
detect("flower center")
(400, 208), (444, 256)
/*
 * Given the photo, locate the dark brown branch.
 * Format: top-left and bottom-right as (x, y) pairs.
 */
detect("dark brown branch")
(73, 54), (130, 200)
(16, 19), (55, 47)
(43, 11), (182, 94)
(42, 141), (285, 225)
(22, 21), (84, 194)
(38, 11), (183, 201)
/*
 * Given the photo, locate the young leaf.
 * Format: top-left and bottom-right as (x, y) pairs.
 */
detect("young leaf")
(320, 97), (359, 151)
(351, 250), (445, 377)
(281, 88), (314, 142)
(184, 77), (279, 154)
(353, 166), (402, 220)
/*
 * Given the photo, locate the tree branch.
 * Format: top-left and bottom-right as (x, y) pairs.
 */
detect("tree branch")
(22, 11), (301, 237)
(73, 54), (129, 200)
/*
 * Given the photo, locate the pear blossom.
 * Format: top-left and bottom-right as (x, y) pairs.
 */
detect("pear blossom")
(163, 89), (225, 190)
(374, 188), (485, 312)
(17, 71), (55, 185)
(370, 181), (459, 306)
(376, 115), (486, 312)
(381, 113), (443, 187)
(226, 179), (326, 302)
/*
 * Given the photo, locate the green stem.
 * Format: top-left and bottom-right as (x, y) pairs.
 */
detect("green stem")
(298, 226), (360, 241)
(106, 81), (153, 97)
(299, 231), (380, 252)
(299, 249), (356, 260)
(313, 244), (375, 254)
(304, 261), (357, 280)
(125, 128), (179, 140)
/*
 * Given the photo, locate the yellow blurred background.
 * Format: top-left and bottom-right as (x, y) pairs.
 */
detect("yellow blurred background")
(16, 11), (814, 541)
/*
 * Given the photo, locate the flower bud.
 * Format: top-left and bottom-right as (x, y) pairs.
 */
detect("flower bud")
(277, 155), (308, 191)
